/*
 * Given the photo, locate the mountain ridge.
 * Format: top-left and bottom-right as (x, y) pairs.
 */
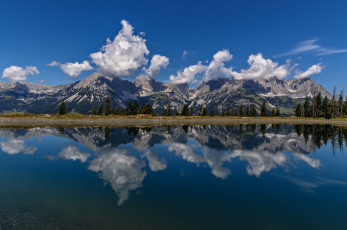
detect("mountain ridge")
(0, 73), (331, 115)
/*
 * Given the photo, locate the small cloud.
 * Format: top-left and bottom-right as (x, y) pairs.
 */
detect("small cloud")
(39, 80), (45, 83)
(170, 49), (233, 84)
(169, 61), (207, 84)
(2, 66), (39, 81)
(143, 54), (169, 78)
(294, 63), (324, 79)
(182, 50), (188, 59)
(276, 39), (347, 57)
(47, 61), (60, 67)
(58, 144), (90, 163)
(48, 60), (93, 78)
(231, 53), (290, 80)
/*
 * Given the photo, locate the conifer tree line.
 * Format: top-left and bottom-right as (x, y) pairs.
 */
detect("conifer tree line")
(57, 96), (281, 117)
(294, 89), (347, 119)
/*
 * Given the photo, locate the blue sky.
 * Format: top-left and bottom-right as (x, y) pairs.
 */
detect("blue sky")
(0, 0), (346, 93)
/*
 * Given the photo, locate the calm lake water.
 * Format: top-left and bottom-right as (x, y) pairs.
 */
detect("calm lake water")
(0, 124), (347, 229)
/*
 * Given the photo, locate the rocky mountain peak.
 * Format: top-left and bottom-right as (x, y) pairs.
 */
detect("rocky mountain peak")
(0, 72), (332, 115)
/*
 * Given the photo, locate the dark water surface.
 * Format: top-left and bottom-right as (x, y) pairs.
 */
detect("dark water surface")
(0, 124), (347, 229)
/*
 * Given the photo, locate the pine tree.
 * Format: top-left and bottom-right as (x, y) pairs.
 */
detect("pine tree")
(105, 96), (111, 116)
(181, 104), (189, 116)
(92, 105), (96, 115)
(189, 106), (194, 116)
(202, 107), (208, 116)
(245, 105), (250, 117)
(208, 110), (215, 116)
(226, 107), (231, 116)
(58, 101), (67, 115)
(132, 100), (140, 115)
(260, 101), (266, 116)
(239, 103), (244, 116)
(163, 103), (172, 116)
(303, 96), (311, 117)
(251, 105), (257, 117)
(331, 87), (337, 118)
(271, 108), (275, 117)
(275, 106), (281, 117)
(198, 106), (203, 116)
(322, 96), (330, 119)
(97, 104), (103, 115)
(294, 103), (302, 117)
(140, 104), (154, 115)
(337, 91), (344, 117)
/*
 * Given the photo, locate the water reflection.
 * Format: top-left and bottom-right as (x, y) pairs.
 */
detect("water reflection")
(0, 138), (37, 155)
(0, 124), (346, 205)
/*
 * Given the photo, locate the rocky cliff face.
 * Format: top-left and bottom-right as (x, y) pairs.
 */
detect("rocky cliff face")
(0, 73), (331, 115)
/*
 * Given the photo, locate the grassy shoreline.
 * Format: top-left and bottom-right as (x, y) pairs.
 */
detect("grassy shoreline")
(0, 114), (347, 127)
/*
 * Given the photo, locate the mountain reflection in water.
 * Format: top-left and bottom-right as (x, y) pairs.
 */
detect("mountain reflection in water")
(0, 124), (346, 206)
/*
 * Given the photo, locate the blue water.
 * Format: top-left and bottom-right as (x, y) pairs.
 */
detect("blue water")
(0, 125), (346, 229)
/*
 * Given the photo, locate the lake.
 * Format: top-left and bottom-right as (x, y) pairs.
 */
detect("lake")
(0, 124), (347, 229)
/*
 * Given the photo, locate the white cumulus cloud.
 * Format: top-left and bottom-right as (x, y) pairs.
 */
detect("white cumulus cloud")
(204, 49), (233, 81)
(144, 54), (169, 78)
(169, 49), (233, 84)
(231, 53), (290, 80)
(294, 63), (323, 79)
(48, 61), (93, 78)
(169, 61), (207, 84)
(2, 66), (39, 81)
(90, 20), (149, 77)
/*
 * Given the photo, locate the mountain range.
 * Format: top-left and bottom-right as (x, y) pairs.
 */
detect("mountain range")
(0, 73), (331, 115)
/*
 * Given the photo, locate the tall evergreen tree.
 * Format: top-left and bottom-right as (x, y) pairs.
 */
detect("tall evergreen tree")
(312, 93), (322, 118)
(181, 104), (189, 116)
(303, 96), (311, 117)
(58, 101), (67, 115)
(231, 108), (235, 116)
(92, 105), (96, 115)
(163, 103), (173, 116)
(337, 91), (344, 117)
(271, 108), (275, 117)
(331, 87), (337, 118)
(202, 107), (208, 116)
(275, 106), (281, 117)
(97, 104), (103, 115)
(105, 96), (111, 116)
(189, 106), (194, 116)
(251, 105), (257, 117)
(294, 103), (302, 117)
(245, 105), (250, 117)
(198, 106), (203, 116)
(226, 107), (231, 116)
(260, 101), (266, 116)
(322, 96), (330, 119)
(239, 103), (244, 116)
(132, 100), (140, 115)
